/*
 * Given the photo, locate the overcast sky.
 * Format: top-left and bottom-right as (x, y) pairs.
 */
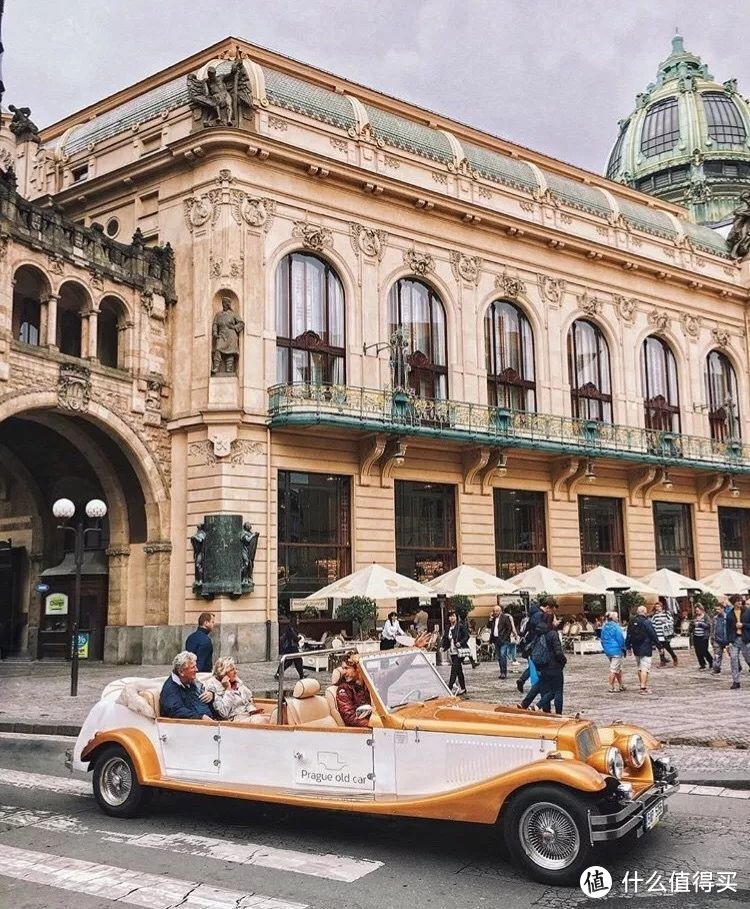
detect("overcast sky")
(4, 1), (749, 175)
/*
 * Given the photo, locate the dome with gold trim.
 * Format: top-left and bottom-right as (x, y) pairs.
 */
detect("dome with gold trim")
(606, 33), (750, 227)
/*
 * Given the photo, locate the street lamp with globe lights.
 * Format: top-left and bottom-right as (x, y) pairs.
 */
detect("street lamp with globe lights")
(52, 497), (107, 696)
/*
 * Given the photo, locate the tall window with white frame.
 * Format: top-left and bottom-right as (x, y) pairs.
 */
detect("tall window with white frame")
(642, 335), (680, 433)
(705, 350), (740, 442)
(567, 319), (613, 423)
(275, 252), (346, 387)
(388, 278), (447, 400)
(484, 300), (536, 411)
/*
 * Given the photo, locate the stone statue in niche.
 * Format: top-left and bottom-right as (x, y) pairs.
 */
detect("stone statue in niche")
(728, 191), (750, 260)
(211, 297), (244, 375)
(191, 523), (206, 590)
(187, 58), (254, 128)
(240, 522), (260, 591)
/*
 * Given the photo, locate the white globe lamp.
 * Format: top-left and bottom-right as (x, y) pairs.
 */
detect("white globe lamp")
(52, 498), (75, 521)
(85, 499), (108, 519)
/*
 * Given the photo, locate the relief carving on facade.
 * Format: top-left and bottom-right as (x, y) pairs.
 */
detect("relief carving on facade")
(537, 274), (566, 305)
(188, 438), (263, 466)
(210, 255), (244, 279)
(576, 290), (602, 317)
(495, 273), (525, 299)
(449, 251), (482, 285)
(330, 137), (349, 152)
(184, 192), (219, 231)
(229, 191), (276, 231)
(57, 363), (91, 412)
(613, 294), (638, 323)
(680, 312), (701, 341)
(144, 380), (163, 426)
(712, 326), (731, 348)
(292, 221), (334, 251)
(648, 309), (671, 332)
(403, 249), (435, 277)
(349, 222), (388, 261)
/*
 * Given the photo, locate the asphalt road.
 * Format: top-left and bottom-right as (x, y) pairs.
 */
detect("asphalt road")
(0, 735), (748, 909)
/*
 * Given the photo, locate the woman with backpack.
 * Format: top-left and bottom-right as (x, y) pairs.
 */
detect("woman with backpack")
(533, 613), (568, 714)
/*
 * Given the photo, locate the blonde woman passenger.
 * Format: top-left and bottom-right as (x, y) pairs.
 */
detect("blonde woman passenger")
(204, 657), (270, 724)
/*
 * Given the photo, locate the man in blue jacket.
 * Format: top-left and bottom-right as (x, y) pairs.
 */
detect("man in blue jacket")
(600, 611), (627, 692)
(160, 651), (216, 721)
(185, 612), (214, 673)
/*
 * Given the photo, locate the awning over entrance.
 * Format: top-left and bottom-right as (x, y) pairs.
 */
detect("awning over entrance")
(41, 549), (109, 577)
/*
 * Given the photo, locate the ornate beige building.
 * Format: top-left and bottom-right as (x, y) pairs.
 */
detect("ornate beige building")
(1, 36), (748, 662)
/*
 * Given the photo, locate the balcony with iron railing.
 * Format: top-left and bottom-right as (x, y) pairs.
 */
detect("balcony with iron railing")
(267, 383), (750, 474)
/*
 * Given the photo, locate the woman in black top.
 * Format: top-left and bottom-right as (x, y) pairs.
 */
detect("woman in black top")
(691, 606), (713, 670)
(441, 610), (469, 696)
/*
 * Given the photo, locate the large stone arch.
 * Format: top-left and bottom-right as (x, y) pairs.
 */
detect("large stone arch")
(0, 391), (169, 540)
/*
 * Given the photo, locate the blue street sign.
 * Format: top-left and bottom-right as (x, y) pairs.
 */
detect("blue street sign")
(35, 583), (50, 594)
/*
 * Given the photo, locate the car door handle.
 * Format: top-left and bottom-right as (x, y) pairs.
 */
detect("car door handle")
(293, 751), (304, 760)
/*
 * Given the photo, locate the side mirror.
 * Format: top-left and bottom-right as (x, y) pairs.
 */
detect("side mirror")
(355, 704), (373, 719)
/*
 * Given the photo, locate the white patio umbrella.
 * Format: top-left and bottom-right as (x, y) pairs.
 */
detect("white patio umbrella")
(578, 565), (660, 597)
(301, 563), (433, 601)
(426, 564), (517, 597)
(637, 568), (717, 598)
(698, 568), (750, 595)
(506, 565), (600, 597)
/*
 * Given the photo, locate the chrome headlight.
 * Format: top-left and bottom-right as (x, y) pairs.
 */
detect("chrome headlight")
(628, 734), (647, 768)
(606, 746), (624, 779)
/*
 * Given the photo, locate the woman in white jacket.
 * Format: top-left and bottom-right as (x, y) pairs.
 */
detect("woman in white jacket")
(380, 611), (404, 650)
(204, 657), (269, 723)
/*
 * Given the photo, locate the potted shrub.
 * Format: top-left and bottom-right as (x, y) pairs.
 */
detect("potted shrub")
(621, 590), (645, 619)
(447, 595), (473, 621)
(335, 596), (377, 638)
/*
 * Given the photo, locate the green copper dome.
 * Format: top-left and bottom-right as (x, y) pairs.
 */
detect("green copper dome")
(606, 34), (750, 227)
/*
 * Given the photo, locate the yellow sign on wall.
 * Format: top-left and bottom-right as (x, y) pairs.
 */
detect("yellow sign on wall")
(45, 593), (69, 616)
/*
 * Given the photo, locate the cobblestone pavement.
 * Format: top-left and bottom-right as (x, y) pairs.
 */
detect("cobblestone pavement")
(0, 647), (748, 753)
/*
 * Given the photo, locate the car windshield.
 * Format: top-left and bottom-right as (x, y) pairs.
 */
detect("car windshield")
(361, 650), (452, 710)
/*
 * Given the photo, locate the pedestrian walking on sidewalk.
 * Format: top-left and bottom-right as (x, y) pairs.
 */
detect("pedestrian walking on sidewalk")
(651, 599), (678, 666)
(275, 620), (305, 680)
(519, 600), (557, 709)
(625, 605), (661, 693)
(488, 605), (513, 679)
(184, 612), (215, 673)
(711, 600), (730, 674)
(726, 595), (750, 690)
(534, 618), (567, 714)
(600, 611), (627, 692)
(516, 600), (544, 694)
(442, 610), (468, 696)
(690, 606), (713, 671)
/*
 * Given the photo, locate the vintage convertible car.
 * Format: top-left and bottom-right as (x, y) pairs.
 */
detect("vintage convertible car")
(68, 648), (678, 885)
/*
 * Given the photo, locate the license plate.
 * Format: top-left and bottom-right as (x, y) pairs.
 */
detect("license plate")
(644, 799), (664, 830)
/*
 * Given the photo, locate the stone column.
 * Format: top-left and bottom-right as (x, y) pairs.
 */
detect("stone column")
(143, 540), (172, 625)
(87, 307), (99, 361)
(105, 545), (130, 626)
(45, 294), (59, 349)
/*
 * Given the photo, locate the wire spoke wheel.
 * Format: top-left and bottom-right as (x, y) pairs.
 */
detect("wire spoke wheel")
(518, 800), (581, 871)
(99, 755), (133, 807)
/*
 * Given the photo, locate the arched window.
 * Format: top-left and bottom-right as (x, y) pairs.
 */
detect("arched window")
(388, 278), (447, 400)
(606, 126), (627, 180)
(58, 281), (91, 359)
(567, 320), (612, 423)
(642, 335), (680, 433)
(98, 296), (125, 369)
(12, 265), (49, 346)
(640, 97), (680, 157)
(484, 300), (536, 411)
(703, 92), (747, 146)
(705, 349), (740, 441)
(275, 252), (345, 386)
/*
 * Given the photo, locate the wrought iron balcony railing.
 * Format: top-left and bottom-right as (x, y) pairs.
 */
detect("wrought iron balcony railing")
(267, 383), (750, 474)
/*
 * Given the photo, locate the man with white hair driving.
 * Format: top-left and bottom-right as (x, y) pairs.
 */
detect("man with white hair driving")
(159, 650), (216, 722)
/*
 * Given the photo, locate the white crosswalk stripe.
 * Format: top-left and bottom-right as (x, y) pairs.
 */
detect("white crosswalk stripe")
(0, 845), (308, 909)
(0, 769), (383, 881)
(102, 829), (382, 882)
(0, 768), (91, 797)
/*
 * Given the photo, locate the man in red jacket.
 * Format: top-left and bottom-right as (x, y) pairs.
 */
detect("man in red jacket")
(336, 653), (371, 727)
